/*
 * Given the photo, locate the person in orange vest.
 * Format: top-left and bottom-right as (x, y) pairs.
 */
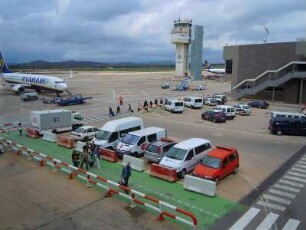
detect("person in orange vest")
(118, 96), (123, 106)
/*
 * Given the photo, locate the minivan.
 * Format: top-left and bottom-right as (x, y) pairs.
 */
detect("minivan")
(269, 117), (306, 136)
(271, 111), (306, 120)
(164, 99), (184, 113)
(183, 97), (203, 109)
(92, 117), (144, 149)
(213, 105), (236, 120)
(159, 138), (212, 178)
(192, 146), (239, 184)
(116, 127), (167, 158)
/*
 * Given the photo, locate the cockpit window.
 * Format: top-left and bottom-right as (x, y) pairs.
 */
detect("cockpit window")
(55, 80), (65, 83)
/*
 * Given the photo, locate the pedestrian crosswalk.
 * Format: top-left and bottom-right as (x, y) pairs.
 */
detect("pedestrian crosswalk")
(229, 154), (306, 229)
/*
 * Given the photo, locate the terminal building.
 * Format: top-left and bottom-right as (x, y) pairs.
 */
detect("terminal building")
(171, 19), (203, 80)
(224, 41), (306, 104)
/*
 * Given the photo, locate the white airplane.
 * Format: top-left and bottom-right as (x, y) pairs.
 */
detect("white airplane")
(0, 51), (71, 95)
(206, 67), (225, 74)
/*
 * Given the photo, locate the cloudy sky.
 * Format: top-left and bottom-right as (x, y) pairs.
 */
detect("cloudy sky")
(1, 0), (305, 63)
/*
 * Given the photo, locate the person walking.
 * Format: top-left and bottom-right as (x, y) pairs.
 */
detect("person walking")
(121, 162), (132, 187)
(128, 104), (133, 113)
(80, 146), (89, 170)
(109, 106), (115, 117)
(116, 105), (121, 115)
(93, 144), (101, 170)
(18, 123), (22, 136)
(71, 150), (80, 167)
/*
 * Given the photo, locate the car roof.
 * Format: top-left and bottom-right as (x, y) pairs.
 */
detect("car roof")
(128, 127), (165, 136)
(185, 96), (202, 100)
(149, 140), (176, 146)
(174, 138), (210, 150)
(208, 146), (238, 159)
(79, 125), (96, 129)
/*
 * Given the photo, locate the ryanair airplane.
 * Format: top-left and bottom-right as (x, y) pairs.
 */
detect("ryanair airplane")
(0, 51), (71, 95)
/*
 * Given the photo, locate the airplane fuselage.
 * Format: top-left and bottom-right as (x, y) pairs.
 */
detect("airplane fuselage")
(2, 72), (68, 92)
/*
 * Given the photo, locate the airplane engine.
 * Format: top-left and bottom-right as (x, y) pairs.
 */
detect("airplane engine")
(12, 85), (25, 93)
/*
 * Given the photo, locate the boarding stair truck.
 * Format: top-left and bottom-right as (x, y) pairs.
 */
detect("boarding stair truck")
(30, 109), (83, 134)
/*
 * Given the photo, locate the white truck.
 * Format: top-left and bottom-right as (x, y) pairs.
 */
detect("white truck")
(31, 109), (83, 134)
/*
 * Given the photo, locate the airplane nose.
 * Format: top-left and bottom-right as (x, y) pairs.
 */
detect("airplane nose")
(58, 83), (68, 91)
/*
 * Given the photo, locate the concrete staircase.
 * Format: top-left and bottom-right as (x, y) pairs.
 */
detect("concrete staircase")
(232, 61), (306, 99)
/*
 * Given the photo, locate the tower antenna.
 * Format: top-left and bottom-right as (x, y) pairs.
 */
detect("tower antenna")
(263, 26), (269, 43)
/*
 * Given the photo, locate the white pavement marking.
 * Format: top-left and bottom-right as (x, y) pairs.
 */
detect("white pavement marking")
(274, 184), (300, 193)
(262, 194), (291, 205)
(283, 175), (306, 183)
(291, 167), (306, 173)
(288, 171), (306, 179)
(279, 179), (304, 188)
(282, 218), (301, 230)
(255, 212), (279, 230)
(268, 189), (296, 199)
(229, 207), (260, 230)
(256, 200), (286, 211)
(297, 160), (306, 165)
(295, 163), (306, 169)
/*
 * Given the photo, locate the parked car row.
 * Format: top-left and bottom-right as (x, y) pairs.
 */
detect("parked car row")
(72, 116), (240, 184)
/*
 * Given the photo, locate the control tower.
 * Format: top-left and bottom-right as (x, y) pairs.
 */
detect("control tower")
(171, 19), (192, 77)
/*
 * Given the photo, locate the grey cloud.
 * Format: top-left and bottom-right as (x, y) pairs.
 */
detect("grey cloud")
(0, 0), (305, 63)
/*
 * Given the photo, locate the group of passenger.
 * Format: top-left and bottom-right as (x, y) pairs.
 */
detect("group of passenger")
(71, 142), (132, 188)
(108, 95), (168, 117)
(71, 142), (101, 170)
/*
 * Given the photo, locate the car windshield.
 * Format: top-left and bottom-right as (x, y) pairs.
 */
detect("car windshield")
(201, 155), (221, 169)
(74, 127), (85, 133)
(195, 99), (202, 103)
(121, 134), (139, 145)
(165, 147), (187, 160)
(95, 130), (111, 140)
(147, 144), (159, 153)
(175, 102), (183, 106)
(243, 105), (250, 109)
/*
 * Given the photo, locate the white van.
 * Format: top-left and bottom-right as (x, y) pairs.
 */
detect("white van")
(159, 138), (212, 178)
(213, 105), (236, 120)
(116, 127), (167, 158)
(92, 117), (144, 149)
(183, 96), (203, 109)
(164, 99), (184, 113)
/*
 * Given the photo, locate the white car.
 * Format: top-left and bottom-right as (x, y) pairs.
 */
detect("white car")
(204, 97), (217, 106)
(71, 126), (100, 141)
(233, 104), (251, 116)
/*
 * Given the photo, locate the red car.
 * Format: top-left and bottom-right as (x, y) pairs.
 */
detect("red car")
(192, 146), (239, 184)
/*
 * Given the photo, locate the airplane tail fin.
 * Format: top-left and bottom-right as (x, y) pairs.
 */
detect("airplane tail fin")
(64, 69), (73, 80)
(0, 51), (12, 73)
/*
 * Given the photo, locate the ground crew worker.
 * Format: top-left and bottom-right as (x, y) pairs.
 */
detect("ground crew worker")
(116, 105), (121, 115)
(118, 95), (123, 106)
(109, 106), (115, 117)
(71, 150), (80, 167)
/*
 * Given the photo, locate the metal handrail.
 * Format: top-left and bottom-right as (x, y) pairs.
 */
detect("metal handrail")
(232, 61), (306, 90)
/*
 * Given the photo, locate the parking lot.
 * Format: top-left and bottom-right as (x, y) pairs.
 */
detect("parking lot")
(1, 70), (305, 229)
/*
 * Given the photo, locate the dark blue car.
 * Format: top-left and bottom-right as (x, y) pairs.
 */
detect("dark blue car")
(201, 110), (226, 123)
(248, 100), (269, 109)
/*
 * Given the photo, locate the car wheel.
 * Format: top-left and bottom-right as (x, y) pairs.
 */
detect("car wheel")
(180, 169), (186, 178)
(276, 130), (282, 136)
(215, 177), (220, 184)
(233, 166), (239, 174)
(133, 152), (138, 157)
(83, 136), (89, 142)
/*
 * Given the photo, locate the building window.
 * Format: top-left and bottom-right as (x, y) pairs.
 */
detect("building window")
(225, 60), (232, 74)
